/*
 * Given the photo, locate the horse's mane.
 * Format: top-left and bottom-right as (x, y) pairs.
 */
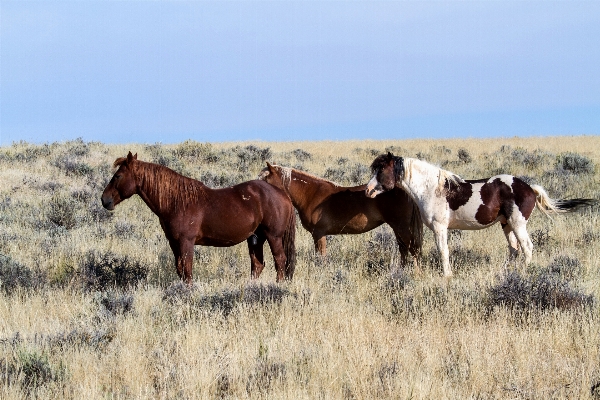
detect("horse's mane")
(405, 158), (463, 193)
(272, 165), (339, 189)
(131, 160), (207, 210)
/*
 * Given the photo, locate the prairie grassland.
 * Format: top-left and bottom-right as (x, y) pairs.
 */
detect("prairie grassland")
(0, 135), (599, 399)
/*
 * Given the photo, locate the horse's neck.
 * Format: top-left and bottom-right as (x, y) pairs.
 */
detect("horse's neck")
(402, 160), (440, 203)
(135, 163), (204, 216)
(285, 170), (332, 212)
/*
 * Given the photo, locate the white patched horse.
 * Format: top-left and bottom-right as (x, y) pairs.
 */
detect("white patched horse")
(366, 152), (595, 277)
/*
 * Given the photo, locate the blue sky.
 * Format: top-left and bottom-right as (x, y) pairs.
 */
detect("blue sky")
(1, 1), (599, 145)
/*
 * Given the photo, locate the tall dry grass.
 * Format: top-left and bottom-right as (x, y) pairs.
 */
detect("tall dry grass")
(0, 136), (599, 399)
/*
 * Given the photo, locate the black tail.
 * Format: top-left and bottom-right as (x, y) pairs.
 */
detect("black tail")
(283, 208), (297, 279)
(555, 198), (597, 212)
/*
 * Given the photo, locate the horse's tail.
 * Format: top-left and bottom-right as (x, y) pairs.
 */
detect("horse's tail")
(530, 184), (596, 216)
(283, 207), (297, 280)
(408, 201), (423, 260)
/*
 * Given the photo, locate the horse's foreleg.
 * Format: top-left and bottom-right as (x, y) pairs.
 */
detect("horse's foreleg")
(247, 232), (267, 279)
(167, 239), (183, 279)
(172, 239), (195, 284)
(433, 225), (451, 277)
(392, 230), (421, 274)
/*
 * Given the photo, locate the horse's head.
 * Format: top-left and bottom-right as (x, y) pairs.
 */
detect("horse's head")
(258, 162), (286, 190)
(101, 152), (139, 210)
(366, 152), (404, 198)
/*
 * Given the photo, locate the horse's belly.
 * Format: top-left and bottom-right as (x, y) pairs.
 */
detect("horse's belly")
(196, 219), (258, 247)
(448, 212), (501, 230)
(196, 236), (246, 247)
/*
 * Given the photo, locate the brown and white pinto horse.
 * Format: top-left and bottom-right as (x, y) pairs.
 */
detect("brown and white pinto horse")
(366, 152), (595, 277)
(259, 163), (423, 268)
(101, 152), (296, 283)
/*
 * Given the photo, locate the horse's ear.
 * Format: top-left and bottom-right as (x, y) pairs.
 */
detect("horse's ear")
(127, 151), (137, 163)
(387, 151), (394, 160)
(266, 162), (274, 171)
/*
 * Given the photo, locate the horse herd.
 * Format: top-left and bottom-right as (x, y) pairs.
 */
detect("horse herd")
(101, 151), (594, 283)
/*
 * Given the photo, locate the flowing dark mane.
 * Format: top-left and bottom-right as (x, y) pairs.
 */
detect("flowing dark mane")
(370, 153), (405, 181)
(134, 160), (207, 211)
(369, 154), (389, 173)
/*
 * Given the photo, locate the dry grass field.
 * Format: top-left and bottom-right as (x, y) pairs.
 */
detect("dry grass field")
(1, 135), (599, 399)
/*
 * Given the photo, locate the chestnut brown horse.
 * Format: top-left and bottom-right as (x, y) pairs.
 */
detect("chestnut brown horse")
(259, 163), (423, 268)
(101, 152), (296, 283)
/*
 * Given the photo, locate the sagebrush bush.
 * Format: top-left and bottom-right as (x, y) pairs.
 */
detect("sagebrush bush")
(0, 254), (45, 293)
(487, 270), (594, 314)
(95, 290), (135, 316)
(76, 250), (148, 290)
(174, 140), (218, 163)
(246, 357), (286, 395)
(457, 148), (472, 163)
(235, 145), (272, 168)
(11, 142), (52, 163)
(46, 192), (79, 229)
(162, 282), (291, 316)
(323, 160), (369, 185)
(425, 245), (491, 274)
(545, 255), (584, 281)
(292, 148), (312, 161)
(556, 152), (594, 174)
(1, 349), (67, 393)
(509, 148), (552, 170)
(52, 155), (93, 177)
(43, 327), (116, 352)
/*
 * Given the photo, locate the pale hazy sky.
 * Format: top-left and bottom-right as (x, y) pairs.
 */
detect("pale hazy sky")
(1, 1), (599, 144)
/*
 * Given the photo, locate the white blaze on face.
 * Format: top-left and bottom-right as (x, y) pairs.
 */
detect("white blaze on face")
(365, 174), (384, 198)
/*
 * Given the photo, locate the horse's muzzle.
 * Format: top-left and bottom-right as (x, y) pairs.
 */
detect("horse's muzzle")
(366, 187), (380, 198)
(365, 181), (384, 198)
(101, 197), (114, 210)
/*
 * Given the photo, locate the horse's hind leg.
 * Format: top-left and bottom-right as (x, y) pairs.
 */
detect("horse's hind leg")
(509, 220), (533, 264)
(265, 233), (287, 282)
(247, 231), (267, 279)
(502, 223), (520, 260)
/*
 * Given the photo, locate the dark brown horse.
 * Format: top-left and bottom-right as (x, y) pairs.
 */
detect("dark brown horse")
(101, 152), (296, 283)
(259, 163), (422, 268)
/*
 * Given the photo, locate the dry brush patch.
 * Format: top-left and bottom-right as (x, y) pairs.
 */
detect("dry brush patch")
(0, 136), (599, 399)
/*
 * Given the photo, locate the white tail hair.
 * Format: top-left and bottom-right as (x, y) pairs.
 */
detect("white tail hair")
(530, 184), (562, 216)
